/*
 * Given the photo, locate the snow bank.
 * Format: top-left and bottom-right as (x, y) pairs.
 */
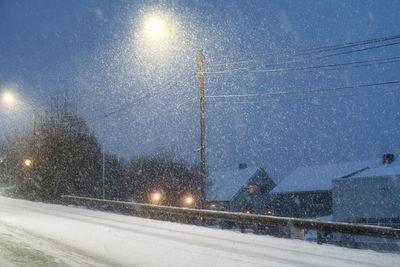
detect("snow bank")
(0, 196), (399, 266)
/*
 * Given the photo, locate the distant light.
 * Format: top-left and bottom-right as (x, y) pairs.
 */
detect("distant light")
(137, 11), (181, 58)
(2, 92), (15, 104)
(210, 203), (216, 208)
(266, 209), (273, 215)
(150, 191), (163, 204)
(245, 210), (251, 214)
(153, 192), (160, 201)
(24, 159), (33, 167)
(184, 196), (194, 206)
(147, 18), (162, 35)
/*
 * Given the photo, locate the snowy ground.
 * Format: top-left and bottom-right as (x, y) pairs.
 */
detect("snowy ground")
(0, 196), (399, 267)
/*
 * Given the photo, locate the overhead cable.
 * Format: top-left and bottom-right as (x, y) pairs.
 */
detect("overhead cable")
(206, 81), (400, 99)
(213, 34), (400, 67)
(205, 56), (400, 75)
(89, 75), (198, 123)
(206, 88), (400, 106)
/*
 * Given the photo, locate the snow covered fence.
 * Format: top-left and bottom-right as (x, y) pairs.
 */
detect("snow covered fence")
(61, 195), (400, 244)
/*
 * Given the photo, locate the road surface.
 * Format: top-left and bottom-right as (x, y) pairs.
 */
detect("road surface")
(0, 196), (399, 266)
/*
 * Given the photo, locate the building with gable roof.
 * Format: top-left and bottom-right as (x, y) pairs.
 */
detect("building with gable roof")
(269, 159), (376, 218)
(207, 163), (276, 214)
(333, 154), (400, 228)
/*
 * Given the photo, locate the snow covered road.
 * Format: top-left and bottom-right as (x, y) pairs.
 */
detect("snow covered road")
(0, 196), (399, 267)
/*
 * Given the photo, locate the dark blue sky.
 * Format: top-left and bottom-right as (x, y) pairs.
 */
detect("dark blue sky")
(1, 0), (399, 180)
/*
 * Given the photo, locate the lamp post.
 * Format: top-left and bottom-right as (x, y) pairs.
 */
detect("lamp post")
(2, 91), (38, 188)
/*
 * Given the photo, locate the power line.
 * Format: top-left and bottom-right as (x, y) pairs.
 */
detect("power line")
(80, 34), (400, 123)
(213, 34), (400, 67)
(82, 69), (198, 121)
(206, 81), (400, 99)
(82, 68), (198, 117)
(209, 43), (400, 74)
(320, 41), (400, 59)
(89, 76), (399, 123)
(205, 56), (400, 75)
(206, 88), (400, 106)
(137, 96), (199, 126)
(207, 54), (400, 75)
(89, 75), (199, 123)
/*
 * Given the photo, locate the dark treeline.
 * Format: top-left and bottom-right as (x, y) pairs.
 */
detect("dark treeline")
(0, 98), (201, 206)
(126, 149), (201, 206)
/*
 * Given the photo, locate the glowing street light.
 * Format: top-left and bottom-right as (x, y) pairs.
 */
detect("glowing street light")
(153, 192), (161, 201)
(24, 159), (33, 167)
(22, 158), (34, 180)
(140, 12), (176, 50)
(146, 17), (163, 36)
(150, 191), (163, 205)
(2, 91), (15, 104)
(1, 90), (37, 136)
(183, 195), (195, 207)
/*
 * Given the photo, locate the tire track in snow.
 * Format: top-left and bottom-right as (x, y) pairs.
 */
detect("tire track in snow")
(0, 221), (121, 267)
(1, 198), (396, 267)
(8, 200), (395, 267)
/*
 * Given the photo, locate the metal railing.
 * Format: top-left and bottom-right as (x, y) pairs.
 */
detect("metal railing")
(61, 195), (400, 245)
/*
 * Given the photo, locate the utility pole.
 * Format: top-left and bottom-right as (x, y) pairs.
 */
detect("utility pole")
(32, 109), (37, 137)
(31, 109), (37, 184)
(199, 49), (206, 209)
(102, 146), (105, 199)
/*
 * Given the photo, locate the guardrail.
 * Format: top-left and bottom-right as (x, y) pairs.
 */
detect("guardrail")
(61, 195), (400, 245)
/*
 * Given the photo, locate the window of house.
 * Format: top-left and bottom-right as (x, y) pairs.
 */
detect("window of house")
(248, 185), (257, 194)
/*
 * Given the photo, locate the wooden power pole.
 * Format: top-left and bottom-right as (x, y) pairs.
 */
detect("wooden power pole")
(199, 49), (206, 209)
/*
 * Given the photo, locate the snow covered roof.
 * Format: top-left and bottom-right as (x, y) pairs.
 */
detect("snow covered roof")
(271, 159), (377, 194)
(207, 167), (259, 201)
(350, 156), (400, 179)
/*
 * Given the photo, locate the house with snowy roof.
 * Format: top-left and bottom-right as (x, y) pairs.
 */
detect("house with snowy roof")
(269, 159), (376, 218)
(207, 163), (276, 214)
(333, 154), (400, 228)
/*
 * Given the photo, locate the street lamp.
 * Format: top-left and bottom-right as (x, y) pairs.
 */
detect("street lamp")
(2, 90), (37, 185)
(141, 14), (207, 209)
(183, 195), (195, 207)
(2, 91), (15, 105)
(22, 157), (34, 180)
(24, 159), (33, 167)
(150, 191), (163, 205)
(1, 91), (37, 136)
(146, 17), (164, 37)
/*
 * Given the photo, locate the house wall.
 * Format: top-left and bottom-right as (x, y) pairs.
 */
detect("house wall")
(270, 190), (332, 218)
(333, 175), (400, 227)
(229, 169), (276, 214)
(229, 189), (270, 214)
